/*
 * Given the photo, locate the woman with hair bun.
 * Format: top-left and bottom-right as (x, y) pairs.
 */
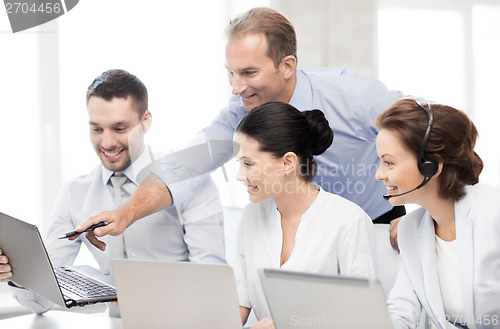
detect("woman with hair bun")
(234, 102), (376, 328)
(375, 98), (500, 329)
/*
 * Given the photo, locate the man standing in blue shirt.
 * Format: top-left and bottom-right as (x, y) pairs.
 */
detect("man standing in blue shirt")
(77, 7), (404, 249)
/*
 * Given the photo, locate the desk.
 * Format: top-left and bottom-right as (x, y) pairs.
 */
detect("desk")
(0, 310), (123, 329)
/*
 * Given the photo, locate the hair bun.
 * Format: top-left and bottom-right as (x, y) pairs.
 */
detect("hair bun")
(303, 109), (334, 155)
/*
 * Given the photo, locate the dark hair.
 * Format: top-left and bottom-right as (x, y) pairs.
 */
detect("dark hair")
(86, 69), (148, 118)
(226, 7), (297, 68)
(236, 102), (333, 182)
(376, 98), (483, 201)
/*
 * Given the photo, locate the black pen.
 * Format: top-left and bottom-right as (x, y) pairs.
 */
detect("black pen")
(58, 222), (107, 239)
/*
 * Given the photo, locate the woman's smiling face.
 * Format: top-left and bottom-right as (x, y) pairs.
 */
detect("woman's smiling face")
(234, 132), (286, 203)
(375, 128), (425, 205)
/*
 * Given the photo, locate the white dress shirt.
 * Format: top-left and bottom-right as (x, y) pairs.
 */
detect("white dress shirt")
(11, 147), (226, 314)
(234, 187), (377, 320)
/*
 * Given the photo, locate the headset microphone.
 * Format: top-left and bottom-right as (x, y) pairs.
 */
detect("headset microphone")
(383, 176), (431, 200)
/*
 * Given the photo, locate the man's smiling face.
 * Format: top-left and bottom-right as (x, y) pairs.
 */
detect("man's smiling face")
(88, 96), (149, 172)
(225, 33), (290, 111)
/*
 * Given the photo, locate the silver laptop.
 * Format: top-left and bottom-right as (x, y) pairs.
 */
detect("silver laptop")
(258, 268), (393, 329)
(0, 211), (117, 308)
(111, 259), (243, 329)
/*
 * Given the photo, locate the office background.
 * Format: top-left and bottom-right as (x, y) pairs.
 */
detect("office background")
(1, 0), (499, 238)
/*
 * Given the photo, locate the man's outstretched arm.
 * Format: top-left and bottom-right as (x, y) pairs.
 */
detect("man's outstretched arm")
(71, 174), (172, 249)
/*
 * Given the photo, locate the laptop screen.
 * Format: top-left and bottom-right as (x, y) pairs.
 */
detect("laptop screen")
(259, 268), (393, 329)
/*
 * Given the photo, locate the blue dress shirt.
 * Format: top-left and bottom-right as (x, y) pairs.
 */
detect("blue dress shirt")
(152, 68), (402, 219)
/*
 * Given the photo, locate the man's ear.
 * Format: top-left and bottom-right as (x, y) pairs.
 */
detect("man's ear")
(281, 55), (297, 80)
(141, 110), (152, 133)
(282, 151), (298, 175)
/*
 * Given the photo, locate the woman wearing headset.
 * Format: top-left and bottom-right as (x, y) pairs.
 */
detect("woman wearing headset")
(375, 98), (500, 329)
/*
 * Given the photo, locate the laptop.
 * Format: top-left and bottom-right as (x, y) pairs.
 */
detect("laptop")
(258, 268), (393, 329)
(0, 211), (117, 308)
(111, 259), (243, 329)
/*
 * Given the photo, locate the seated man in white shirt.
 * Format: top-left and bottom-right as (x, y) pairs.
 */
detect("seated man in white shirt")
(0, 69), (226, 314)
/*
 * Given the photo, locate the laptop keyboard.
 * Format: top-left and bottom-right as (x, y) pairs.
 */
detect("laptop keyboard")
(54, 267), (116, 298)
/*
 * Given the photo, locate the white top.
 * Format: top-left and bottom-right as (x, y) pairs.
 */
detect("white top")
(234, 187), (377, 320)
(435, 235), (466, 326)
(11, 147), (226, 314)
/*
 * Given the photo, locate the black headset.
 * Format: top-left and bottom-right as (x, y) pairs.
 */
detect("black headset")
(382, 100), (439, 200)
(416, 101), (439, 178)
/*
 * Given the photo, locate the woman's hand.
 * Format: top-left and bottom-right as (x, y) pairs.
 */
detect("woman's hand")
(250, 317), (276, 329)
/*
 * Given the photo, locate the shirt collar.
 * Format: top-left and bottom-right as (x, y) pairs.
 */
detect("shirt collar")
(289, 69), (313, 111)
(101, 146), (153, 185)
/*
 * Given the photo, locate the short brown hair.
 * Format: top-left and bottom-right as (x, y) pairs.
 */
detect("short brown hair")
(376, 98), (483, 201)
(86, 69), (148, 118)
(226, 7), (297, 68)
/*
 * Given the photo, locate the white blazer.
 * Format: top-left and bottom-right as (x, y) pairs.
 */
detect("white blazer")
(387, 183), (500, 329)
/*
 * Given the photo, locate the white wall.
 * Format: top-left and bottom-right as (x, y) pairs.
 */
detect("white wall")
(0, 19), (62, 233)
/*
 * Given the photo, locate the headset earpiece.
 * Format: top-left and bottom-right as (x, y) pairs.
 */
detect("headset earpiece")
(418, 153), (439, 177)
